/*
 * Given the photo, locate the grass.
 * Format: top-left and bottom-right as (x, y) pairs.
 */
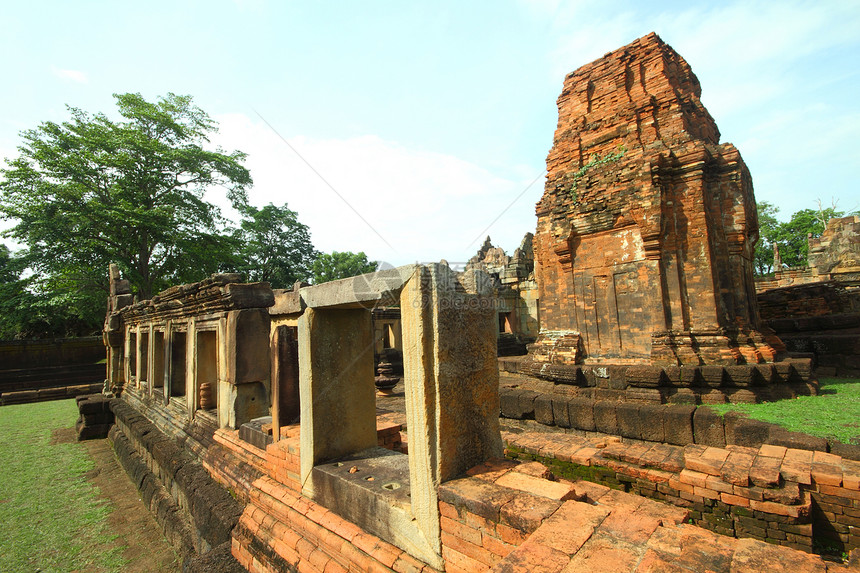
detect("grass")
(708, 377), (860, 444)
(0, 399), (127, 573)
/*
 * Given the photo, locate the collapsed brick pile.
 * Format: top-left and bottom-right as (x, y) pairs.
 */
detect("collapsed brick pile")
(502, 430), (860, 557)
(440, 456), (856, 572)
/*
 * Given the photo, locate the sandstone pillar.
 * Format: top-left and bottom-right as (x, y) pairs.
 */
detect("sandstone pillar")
(298, 307), (377, 492)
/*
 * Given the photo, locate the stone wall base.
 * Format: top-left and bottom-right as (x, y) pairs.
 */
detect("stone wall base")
(504, 356), (818, 405)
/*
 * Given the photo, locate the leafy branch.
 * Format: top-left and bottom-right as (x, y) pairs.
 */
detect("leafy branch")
(568, 145), (626, 197)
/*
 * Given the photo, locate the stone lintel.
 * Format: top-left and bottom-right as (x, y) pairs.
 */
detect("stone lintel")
(299, 265), (417, 309)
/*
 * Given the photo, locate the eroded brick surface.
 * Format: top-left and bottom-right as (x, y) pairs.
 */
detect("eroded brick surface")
(503, 427), (860, 561)
(527, 32), (778, 368)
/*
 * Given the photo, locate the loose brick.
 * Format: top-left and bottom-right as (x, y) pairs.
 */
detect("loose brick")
(721, 450), (755, 487)
(749, 454), (782, 488)
(819, 484), (860, 501)
(499, 492), (561, 534)
(492, 540), (570, 573)
(441, 545), (486, 573)
(686, 446), (729, 476)
(495, 523), (528, 546)
(693, 486), (720, 501)
(749, 499), (808, 518)
(441, 516), (483, 547)
(439, 501), (461, 520)
(668, 477), (696, 495)
(481, 533), (515, 559)
(781, 449), (813, 485)
(680, 469), (709, 488)
(704, 475), (734, 495)
(465, 458), (516, 483)
(528, 500), (609, 554)
(564, 534), (644, 572)
(441, 530), (495, 567)
(721, 493), (751, 507)
(729, 537), (826, 572)
(569, 447), (598, 466)
(494, 471), (577, 501)
(841, 459), (860, 490)
(439, 477), (518, 523)
(811, 463), (843, 487)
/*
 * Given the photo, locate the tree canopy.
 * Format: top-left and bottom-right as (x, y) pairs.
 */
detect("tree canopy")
(311, 251), (378, 284)
(0, 93), (321, 338)
(0, 92), (252, 303)
(232, 203), (317, 289)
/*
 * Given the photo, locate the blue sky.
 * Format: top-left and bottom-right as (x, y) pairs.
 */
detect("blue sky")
(1, 1), (858, 267)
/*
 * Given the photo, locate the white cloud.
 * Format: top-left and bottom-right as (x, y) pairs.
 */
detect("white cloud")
(50, 66), (88, 84)
(210, 113), (543, 267)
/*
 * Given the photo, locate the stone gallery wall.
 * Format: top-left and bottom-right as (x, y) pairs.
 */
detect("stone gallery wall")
(0, 336), (104, 369)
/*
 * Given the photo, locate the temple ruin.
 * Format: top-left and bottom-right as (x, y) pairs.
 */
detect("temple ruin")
(531, 32), (778, 366)
(466, 234), (540, 355)
(755, 215), (860, 376)
(86, 32), (860, 572)
(512, 32), (818, 404)
(104, 263), (503, 569)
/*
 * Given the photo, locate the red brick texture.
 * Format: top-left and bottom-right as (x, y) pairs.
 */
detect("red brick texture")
(504, 429), (860, 557)
(438, 456), (846, 572)
(529, 32), (780, 367)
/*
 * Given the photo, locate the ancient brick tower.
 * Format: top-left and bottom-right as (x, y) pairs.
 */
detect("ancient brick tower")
(531, 32), (782, 366)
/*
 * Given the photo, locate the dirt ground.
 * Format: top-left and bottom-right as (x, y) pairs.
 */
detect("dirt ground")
(52, 426), (182, 573)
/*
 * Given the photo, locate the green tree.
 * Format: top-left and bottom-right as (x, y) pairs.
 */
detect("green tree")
(311, 251), (378, 284)
(754, 201), (781, 275)
(753, 201), (848, 275)
(232, 203), (317, 288)
(0, 245), (102, 338)
(0, 92), (251, 305)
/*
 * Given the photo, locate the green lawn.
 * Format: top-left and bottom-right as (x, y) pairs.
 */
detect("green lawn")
(0, 399), (126, 573)
(709, 377), (860, 444)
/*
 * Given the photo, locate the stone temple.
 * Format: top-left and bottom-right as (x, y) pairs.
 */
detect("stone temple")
(529, 32), (783, 368)
(67, 32), (858, 573)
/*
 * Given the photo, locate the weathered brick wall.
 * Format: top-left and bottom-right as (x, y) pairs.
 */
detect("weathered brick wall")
(532, 32), (776, 366)
(755, 267), (818, 291)
(0, 337), (105, 405)
(756, 282), (860, 374)
(758, 282), (859, 320)
(809, 215), (860, 278)
(504, 431), (860, 555)
(116, 385), (420, 573)
(440, 456), (843, 571)
(111, 398), (246, 561)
